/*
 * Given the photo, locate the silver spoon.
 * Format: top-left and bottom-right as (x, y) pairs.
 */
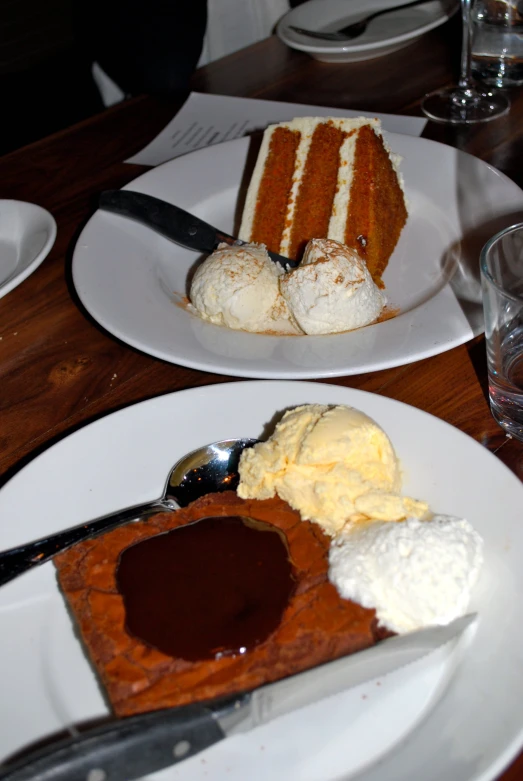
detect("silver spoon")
(289, 0), (432, 42)
(0, 438), (257, 587)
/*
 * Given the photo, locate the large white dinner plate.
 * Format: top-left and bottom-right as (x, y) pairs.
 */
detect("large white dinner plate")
(73, 133), (523, 380)
(277, 0), (459, 63)
(1, 381), (523, 781)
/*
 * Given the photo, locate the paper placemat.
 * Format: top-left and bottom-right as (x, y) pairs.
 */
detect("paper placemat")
(126, 92), (427, 167)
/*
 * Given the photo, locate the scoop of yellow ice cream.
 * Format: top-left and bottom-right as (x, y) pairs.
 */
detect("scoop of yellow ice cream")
(237, 404), (430, 535)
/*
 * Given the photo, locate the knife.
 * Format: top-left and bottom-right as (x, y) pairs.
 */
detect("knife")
(98, 190), (299, 269)
(0, 613), (475, 781)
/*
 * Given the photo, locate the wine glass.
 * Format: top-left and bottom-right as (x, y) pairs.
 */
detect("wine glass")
(421, 0), (510, 123)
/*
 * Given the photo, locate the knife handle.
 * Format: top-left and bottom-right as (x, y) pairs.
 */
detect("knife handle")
(0, 703), (226, 781)
(99, 190), (238, 253)
(98, 189), (298, 269)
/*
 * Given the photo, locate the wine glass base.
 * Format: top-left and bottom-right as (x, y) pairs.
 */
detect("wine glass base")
(422, 86), (510, 124)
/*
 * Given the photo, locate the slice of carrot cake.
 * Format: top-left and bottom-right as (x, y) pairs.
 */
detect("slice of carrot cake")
(238, 117), (408, 286)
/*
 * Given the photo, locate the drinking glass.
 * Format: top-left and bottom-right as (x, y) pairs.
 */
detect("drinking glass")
(422, 0), (510, 123)
(471, 0), (523, 88)
(481, 223), (523, 441)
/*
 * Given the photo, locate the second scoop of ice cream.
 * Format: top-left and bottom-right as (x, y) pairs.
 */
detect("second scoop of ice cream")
(279, 239), (385, 335)
(237, 404), (429, 536)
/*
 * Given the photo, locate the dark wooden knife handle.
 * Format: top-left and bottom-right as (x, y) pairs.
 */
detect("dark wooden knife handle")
(98, 190), (298, 268)
(99, 189), (236, 253)
(0, 704), (226, 781)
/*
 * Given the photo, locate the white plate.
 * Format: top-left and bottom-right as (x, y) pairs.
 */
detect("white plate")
(0, 200), (57, 299)
(72, 134), (523, 380)
(277, 0), (459, 62)
(1, 381), (523, 781)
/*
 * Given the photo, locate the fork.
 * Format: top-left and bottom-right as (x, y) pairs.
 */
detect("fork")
(289, 0), (433, 42)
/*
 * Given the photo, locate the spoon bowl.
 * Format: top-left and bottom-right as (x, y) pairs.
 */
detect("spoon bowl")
(168, 438), (258, 507)
(0, 437), (258, 588)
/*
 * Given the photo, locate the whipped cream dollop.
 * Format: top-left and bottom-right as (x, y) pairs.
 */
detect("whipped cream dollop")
(328, 515), (484, 634)
(189, 242), (298, 334)
(279, 239), (384, 335)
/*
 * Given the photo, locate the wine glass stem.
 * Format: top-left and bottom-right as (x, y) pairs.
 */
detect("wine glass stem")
(458, 0), (473, 89)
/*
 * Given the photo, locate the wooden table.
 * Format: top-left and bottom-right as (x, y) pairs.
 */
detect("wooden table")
(1, 13), (522, 779)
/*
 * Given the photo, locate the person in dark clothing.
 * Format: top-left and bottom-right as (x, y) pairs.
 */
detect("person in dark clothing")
(0, 0), (207, 155)
(77, 0), (207, 98)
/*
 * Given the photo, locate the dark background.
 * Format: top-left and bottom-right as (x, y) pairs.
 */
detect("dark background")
(0, 0), (307, 157)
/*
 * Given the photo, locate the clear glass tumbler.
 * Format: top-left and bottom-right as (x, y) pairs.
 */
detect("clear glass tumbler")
(481, 223), (523, 440)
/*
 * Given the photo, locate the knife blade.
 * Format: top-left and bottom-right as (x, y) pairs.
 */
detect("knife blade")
(0, 613), (475, 781)
(98, 190), (299, 269)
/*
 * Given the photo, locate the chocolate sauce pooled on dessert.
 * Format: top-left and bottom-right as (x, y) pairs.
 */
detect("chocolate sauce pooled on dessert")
(116, 515), (296, 661)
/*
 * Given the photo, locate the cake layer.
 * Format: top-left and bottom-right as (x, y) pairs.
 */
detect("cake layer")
(54, 492), (386, 717)
(239, 117), (408, 285)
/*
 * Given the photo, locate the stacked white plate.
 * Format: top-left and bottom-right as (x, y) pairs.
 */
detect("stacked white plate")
(276, 0), (459, 62)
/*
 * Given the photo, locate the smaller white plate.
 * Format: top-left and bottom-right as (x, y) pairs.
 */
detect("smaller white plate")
(0, 200), (57, 299)
(277, 0), (459, 62)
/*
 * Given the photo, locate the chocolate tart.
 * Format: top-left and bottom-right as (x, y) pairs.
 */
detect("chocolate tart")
(55, 492), (385, 717)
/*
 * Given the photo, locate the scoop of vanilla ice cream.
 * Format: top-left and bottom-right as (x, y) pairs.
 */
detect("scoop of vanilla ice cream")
(329, 515), (484, 633)
(190, 243), (297, 333)
(237, 404), (429, 535)
(279, 239), (384, 335)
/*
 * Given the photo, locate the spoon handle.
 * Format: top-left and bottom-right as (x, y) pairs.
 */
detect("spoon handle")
(355, 0), (434, 27)
(0, 499), (177, 588)
(291, 0), (433, 40)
